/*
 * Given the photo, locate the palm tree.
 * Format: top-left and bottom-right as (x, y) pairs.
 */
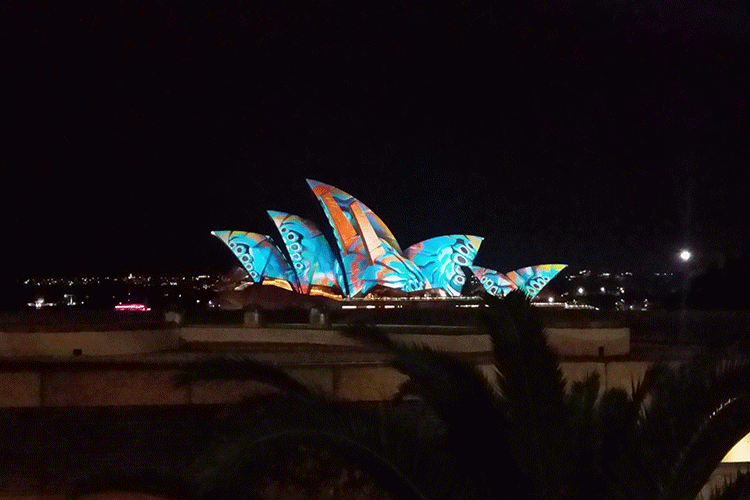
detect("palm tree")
(181, 291), (750, 500)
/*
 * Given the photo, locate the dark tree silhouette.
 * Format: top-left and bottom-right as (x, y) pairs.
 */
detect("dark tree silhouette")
(182, 291), (750, 500)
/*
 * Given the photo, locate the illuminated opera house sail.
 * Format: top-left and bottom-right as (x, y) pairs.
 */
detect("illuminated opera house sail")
(212, 180), (566, 299)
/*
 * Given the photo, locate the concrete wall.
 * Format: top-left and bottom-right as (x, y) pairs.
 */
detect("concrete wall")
(3, 324), (749, 500)
(0, 324), (630, 358)
(0, 330), (179, 356)
(547, 327), (629, 357)
(79, 495), (177, 500)
(0, 356), (678, 407)
(179, 325), (629, 357)
(179, 326), (494, 352)
(0, 322), (671, 409)
(43, 369), (188, 407)
(0, 371), (41, 407)
(0, 354), (747, 500)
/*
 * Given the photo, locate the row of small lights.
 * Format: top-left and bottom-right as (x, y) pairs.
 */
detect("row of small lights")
(22, 274), (219, 285)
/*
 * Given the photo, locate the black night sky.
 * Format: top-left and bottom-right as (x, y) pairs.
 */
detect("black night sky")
(2, 2), (749, 281)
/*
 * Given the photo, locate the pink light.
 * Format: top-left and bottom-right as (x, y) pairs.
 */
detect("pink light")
(115, 303), (151, 311)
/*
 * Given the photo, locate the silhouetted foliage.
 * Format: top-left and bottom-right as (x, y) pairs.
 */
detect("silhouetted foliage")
(183, 291), (750, 500)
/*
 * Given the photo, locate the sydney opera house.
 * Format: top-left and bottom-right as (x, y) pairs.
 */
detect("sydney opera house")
(213, 180), (565, 301)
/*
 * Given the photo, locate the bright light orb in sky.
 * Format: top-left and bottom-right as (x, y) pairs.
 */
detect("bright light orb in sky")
(679, 249), (692, 262)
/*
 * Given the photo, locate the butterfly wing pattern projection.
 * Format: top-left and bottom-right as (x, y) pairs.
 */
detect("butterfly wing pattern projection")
(505, 264), (567, 298)
(356, 240), (427, 295)
(213, 181), (566, 299)
(267, 210), (345, 295)
(212, 231), (300, 292)
(307, 179), (427, 296)
(405, 235), (483, 297)
(470, 267), (518, 297)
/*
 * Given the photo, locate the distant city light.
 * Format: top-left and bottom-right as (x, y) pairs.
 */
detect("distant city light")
(679, 249), (692, 262)
(115, 303), (151, 312)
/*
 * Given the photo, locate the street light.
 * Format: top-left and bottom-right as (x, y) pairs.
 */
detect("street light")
(678, 248), (692, 338)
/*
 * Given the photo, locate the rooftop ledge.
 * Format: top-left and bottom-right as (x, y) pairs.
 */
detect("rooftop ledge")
(0, 324), (630, 358)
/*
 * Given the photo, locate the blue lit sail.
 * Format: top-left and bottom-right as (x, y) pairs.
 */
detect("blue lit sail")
(470, 267), (518, 296)
(405, 235), (483, 296)
(505, 264), (567, 298)
(213, 180), (567, 300)
(212, 230), (300, 292)
(267, 211), (345, 295)
(307, 179), (402, 254)
(307, 180), (427, 296)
